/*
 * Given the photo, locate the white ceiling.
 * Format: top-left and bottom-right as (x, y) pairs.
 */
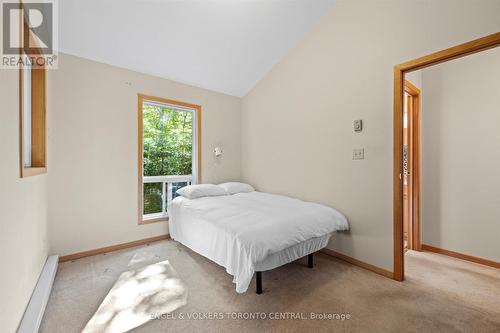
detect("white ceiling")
(59, 0), (336, 97)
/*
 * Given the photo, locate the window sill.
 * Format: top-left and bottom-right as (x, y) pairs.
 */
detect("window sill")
(21, 167), (46, 178)
(139, 215), (169, 225)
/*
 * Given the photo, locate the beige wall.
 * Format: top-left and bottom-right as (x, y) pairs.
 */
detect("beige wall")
(421, 47), (500, 262)
(241, 0), (500, 271)
(47, 54), (242, 256)
(0, 70), (49, 332)
(405, 71), (422, 90)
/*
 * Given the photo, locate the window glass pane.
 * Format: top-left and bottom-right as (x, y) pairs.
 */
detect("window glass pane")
(23, 60), (32, 167)
(171, 181), (188, 200)
(143, 103), (193, 177)
(143, 183), (163, 215)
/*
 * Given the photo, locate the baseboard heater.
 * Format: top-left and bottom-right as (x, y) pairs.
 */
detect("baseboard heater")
(17, 255), (59, 333)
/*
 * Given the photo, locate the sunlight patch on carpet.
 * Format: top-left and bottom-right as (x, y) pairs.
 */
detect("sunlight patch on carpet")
(83, 260), (188, 333)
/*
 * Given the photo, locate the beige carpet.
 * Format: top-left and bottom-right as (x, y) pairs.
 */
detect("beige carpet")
(82, 260), (187, 333)
(41, 240), (500, 333)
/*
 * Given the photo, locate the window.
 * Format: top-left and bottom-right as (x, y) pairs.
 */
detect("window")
(138, 94), (201, 223)
(20, 55), (47, 177)
(18, 2), (47, 178)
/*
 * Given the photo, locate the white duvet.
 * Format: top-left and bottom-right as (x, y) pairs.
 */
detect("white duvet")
(168, 191), (349, 293)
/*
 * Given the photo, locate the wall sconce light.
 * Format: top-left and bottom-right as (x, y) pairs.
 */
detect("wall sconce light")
(214, 147), (223, 157)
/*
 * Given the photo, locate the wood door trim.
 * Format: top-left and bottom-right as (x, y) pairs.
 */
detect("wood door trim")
(404, 80), (420, 95)
(393, 32), (500, 281)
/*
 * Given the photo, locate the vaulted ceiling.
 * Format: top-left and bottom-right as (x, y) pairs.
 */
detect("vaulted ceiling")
(59, 0), (336, 97)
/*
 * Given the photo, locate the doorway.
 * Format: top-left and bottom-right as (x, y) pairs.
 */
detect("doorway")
(392, 32), (500, 281)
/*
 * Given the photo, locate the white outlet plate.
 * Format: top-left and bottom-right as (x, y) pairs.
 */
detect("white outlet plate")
(353, 148), (364, 160)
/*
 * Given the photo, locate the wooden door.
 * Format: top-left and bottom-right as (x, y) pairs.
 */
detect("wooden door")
(403, 80), (421, 251)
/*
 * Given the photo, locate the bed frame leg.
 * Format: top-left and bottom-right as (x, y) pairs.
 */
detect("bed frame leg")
(308, 253), (314, 268)
(256, 271), (263, 294)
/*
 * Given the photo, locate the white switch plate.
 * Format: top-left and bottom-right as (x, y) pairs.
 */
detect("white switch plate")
(353, 148), (364, 160)
(354, 119), (363, 132)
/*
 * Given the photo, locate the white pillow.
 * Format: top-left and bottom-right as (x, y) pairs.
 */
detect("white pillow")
(176, 184), (227, 199)
(218, 182), (255, 195)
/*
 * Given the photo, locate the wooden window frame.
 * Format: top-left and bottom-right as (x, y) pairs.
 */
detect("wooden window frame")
(393, 32), (500, 281)
(137, 94), (202, 225)
(19, 9), (47, 178)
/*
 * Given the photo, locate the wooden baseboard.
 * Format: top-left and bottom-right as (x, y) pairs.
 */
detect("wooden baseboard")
(59, 235), (170, 262)
(320, 248), (394, 279)
(422, 244), (500, 269)
(18, 255), (58, 333)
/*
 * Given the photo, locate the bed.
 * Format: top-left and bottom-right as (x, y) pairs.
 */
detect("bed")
(168, 189), (349, 294)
